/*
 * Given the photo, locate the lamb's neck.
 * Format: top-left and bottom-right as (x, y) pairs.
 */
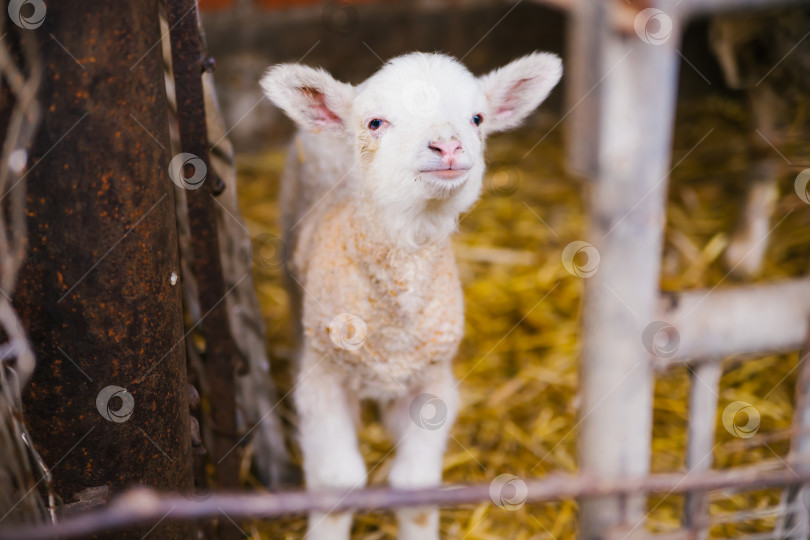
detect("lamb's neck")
(355, 196), (460, 252)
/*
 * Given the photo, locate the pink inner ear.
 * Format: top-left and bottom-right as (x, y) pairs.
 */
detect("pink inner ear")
(300, 87), (342, 127)
(493, 77), (534, 119)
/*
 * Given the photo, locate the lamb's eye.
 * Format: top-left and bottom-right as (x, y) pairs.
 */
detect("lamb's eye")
(472, 114), (483, 127)
(368, 119), (383, 130)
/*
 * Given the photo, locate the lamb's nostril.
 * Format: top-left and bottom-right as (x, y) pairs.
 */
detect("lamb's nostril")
(428, 140), (462, 157)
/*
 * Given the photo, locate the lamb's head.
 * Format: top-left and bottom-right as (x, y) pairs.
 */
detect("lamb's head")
(261, 52), (562, 246)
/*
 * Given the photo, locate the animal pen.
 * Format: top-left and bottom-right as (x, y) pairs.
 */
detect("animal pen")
(0, 0), (808, 539)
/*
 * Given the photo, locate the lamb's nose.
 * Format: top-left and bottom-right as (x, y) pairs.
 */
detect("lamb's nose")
(428, 140), (462, 158)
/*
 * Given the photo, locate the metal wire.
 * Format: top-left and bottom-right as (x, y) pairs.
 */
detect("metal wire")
(0, 15), (52, 528)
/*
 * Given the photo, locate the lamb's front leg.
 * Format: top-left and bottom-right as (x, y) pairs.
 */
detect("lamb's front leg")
(382, 365), (459, 540)
(294, 355), (366, 540)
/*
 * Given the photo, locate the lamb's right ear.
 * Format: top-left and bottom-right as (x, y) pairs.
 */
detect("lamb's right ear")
(260, 64), (354, 133)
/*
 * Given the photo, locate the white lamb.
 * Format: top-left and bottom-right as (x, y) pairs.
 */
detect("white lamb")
(260, 51), (562, 540)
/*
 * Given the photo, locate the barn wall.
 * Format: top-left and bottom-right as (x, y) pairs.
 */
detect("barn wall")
(197, 0), (725, 152)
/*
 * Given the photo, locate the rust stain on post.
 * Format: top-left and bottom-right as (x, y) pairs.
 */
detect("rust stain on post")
(13, 1), (193, 538)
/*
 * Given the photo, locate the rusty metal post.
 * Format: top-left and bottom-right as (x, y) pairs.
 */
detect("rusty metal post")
(13, 1), (193, 538)
(166, 0), (241, 500)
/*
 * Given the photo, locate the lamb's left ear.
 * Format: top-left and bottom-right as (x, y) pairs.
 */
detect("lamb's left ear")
(478, 52), (563, 134)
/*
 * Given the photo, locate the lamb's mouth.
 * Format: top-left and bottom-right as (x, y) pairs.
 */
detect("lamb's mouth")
(420, 168), (470, 180)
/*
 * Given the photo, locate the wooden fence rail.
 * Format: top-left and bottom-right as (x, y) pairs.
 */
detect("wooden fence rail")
(2, 463), (810, 540)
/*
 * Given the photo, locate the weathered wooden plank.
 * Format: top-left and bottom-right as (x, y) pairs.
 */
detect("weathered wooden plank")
(655, 279), (810, 367)
(780, 326), (810, 539)
(570, 1), (681, 537)
(683, 362), (723, 539)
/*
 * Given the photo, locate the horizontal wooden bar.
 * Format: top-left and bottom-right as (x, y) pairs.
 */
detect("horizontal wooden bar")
(2, 463), (810, 540)
(654, 278), (810, 367)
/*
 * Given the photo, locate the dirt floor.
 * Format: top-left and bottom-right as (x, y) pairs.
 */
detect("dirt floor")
(235, 92), (810, 538)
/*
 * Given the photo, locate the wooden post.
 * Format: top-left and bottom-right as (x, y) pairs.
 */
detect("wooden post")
(14, 1), (194, 538)
(781, 325), (810, 539)
(568, 2), (681, 537)
(683, 362), (723, 539)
